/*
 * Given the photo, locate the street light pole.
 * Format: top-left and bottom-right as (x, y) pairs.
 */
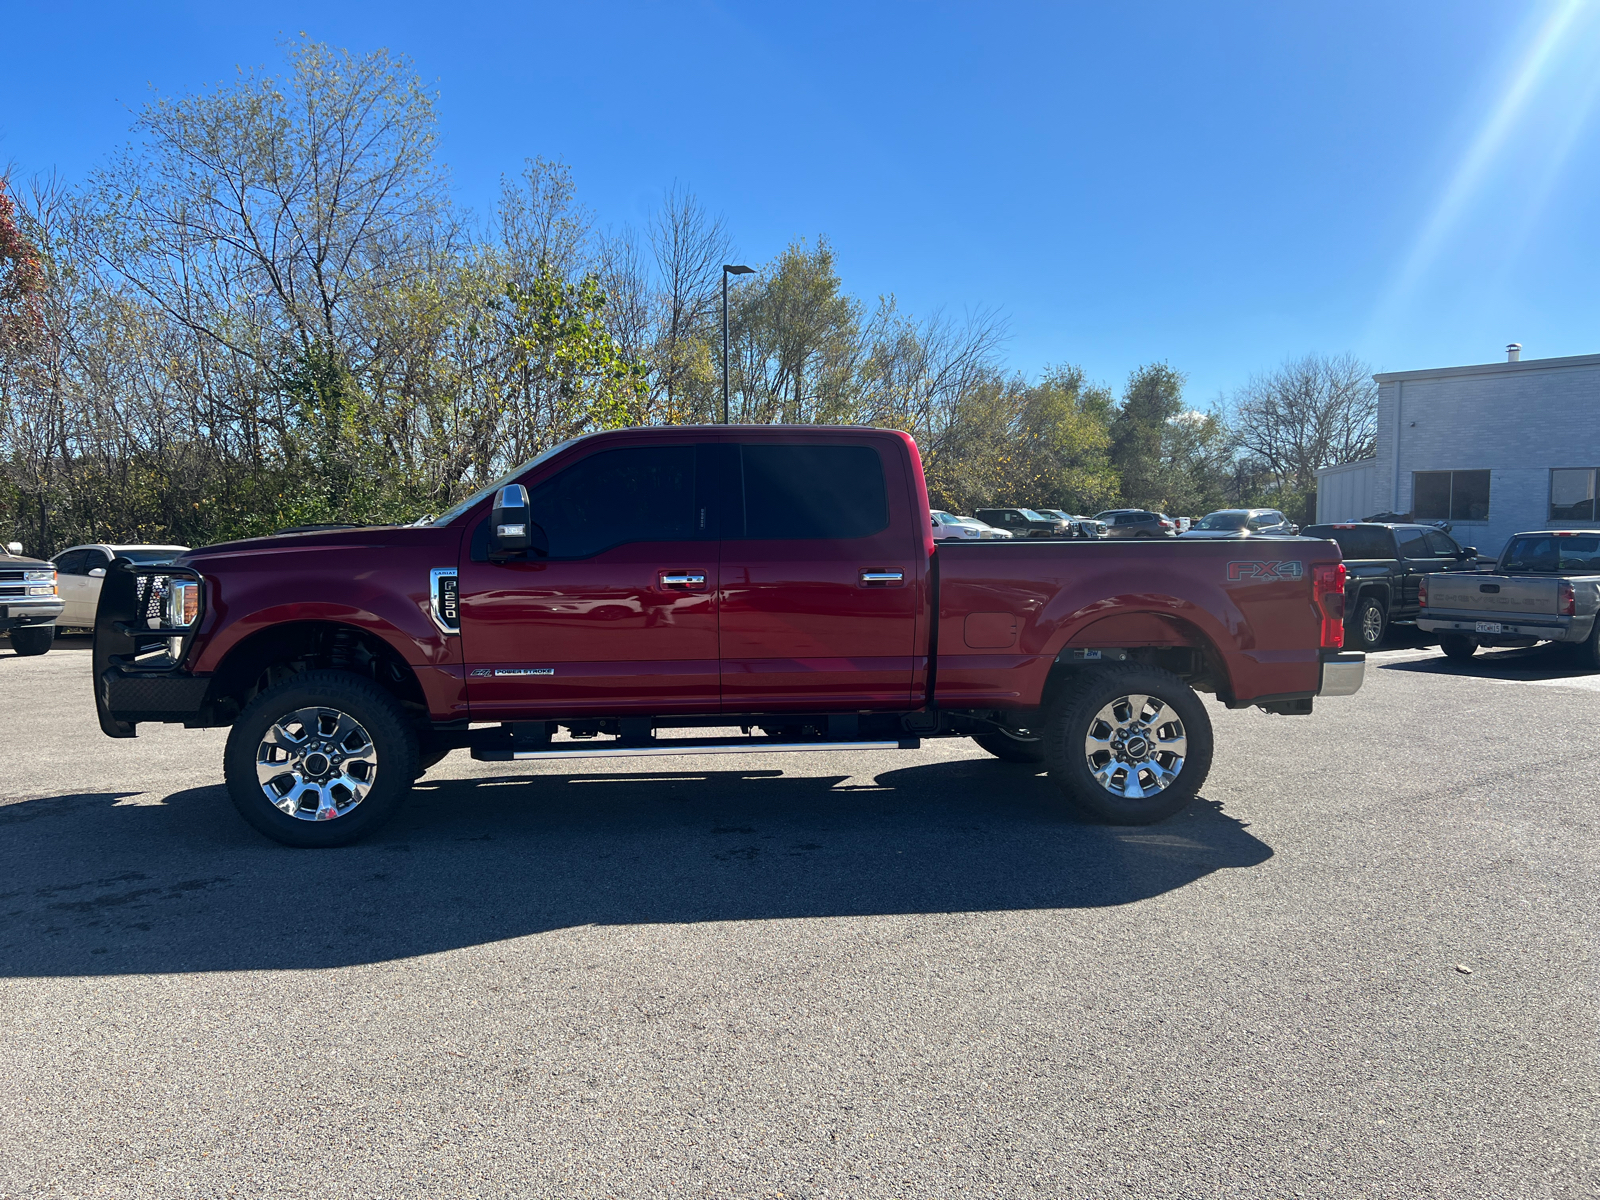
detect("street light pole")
(721, 264), (753, 423)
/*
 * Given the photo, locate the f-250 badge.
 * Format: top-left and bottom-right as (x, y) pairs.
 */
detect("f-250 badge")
(1227, 560), (1304, 582)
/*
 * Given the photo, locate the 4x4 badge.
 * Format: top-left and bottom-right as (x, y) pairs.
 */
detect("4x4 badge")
(1227, 560), (1304, 582)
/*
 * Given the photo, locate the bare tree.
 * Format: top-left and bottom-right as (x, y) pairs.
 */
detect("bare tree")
(1231, 353), (1377, 495)
(647, 185), (729, 421)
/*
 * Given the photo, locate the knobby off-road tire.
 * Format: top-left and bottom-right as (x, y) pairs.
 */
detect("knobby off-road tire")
(971, 728), (1046, 763)
(1350, 595), (1388, 652)
(1039, 663), (1213, 825)
(224, 670), (419, 848)
(9, 624), (54, 656)
(1439, 633), (1478, 662)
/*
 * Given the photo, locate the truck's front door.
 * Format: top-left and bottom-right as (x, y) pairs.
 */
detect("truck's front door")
(456, 443), (720, 719)
(716, 439), (921, 712)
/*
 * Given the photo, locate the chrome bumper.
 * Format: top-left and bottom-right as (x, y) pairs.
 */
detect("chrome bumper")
(1318, 651), (1366, 697)
(0, 598), (64, 625)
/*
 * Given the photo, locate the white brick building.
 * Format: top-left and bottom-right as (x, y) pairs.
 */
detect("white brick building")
(1315, 349), (1600, 557)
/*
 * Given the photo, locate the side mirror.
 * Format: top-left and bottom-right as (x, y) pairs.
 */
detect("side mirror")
(6, 542), (21, 555)
(89, 567), (106, 578)
(488, 484), (546, 558)
(1459, 547), (1477, 559)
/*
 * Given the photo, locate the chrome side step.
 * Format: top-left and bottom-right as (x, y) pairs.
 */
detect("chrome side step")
(471, 736), (921, 762)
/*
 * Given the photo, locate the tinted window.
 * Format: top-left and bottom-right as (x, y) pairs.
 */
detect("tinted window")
(529, 446), (697, 559)
(739, 444), (888, 540)
(1302, 526), (1397, 559)
(1414, 469), (1491, 521)
(1397, 529), (1430, 559)
(1551, 469), (1597, 521)
(1503, 535), (1600, 573)
(53, 549), (89, 575)
(114, 549), (175, 564)
(1424, 531), (1459, 557)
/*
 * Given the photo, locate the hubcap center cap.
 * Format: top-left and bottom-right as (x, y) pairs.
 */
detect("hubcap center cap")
(1123, 734), (1149, 759)
(302, 751), (330, 776)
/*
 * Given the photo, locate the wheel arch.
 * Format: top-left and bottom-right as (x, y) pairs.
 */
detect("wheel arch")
(202, 620), (429, 726)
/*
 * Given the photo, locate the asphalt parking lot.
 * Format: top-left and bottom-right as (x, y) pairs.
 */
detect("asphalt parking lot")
(1, 634), (1594, 1199)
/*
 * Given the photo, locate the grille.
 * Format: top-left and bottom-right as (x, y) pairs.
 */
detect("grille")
(0, 571), (24, 582)
(0, 587), (24, 598)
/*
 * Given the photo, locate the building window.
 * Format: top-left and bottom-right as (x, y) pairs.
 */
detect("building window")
(1550, 469), (1599, 521)
(1413, 470), (1490, 521)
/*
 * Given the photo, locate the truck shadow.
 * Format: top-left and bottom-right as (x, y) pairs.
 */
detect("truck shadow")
(0, 758), (1271, 977)
(1378, 642), (1600, 682)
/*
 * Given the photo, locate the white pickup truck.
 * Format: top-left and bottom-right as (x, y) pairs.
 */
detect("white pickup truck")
(1418, 530), (1600, 663)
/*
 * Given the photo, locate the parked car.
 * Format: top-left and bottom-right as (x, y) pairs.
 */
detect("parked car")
(1299, 522), (1480, 651)
(53, 544), (189, 628)
(1035, 510), (1107, 538)
(930, 511), (1012, 541)
(92, 424), (1361, 847)
(1095, 509), (1177, 538)
(0, 540), (63, 656)
(1182, 508), (1299, 538)
(972, 507), (1071, 539)
(1418, 530), (1600, 662)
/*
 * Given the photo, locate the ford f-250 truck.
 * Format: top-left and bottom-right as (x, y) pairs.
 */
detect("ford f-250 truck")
(1418, 529), (1600, 663)
(92, 425), (1364, 847)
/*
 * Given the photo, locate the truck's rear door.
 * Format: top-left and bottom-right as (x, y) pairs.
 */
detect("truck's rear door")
(716, 438), (921, 711)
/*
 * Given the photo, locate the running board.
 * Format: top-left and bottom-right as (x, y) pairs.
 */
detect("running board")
(471, 736), (921, 762)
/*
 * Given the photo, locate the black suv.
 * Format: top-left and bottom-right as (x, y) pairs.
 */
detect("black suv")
(1094, 509), (1177, 539)
(1300, 522), (1481, 651)
(972, 508), (1071, 539)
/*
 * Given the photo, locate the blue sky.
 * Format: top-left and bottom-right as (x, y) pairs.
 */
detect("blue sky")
(4, 1), (1599, 407)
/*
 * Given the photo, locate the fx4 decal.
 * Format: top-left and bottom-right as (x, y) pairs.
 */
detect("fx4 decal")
(1227, 560), (1305, 582)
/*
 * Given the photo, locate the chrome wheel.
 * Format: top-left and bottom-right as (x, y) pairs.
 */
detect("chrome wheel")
(255, 706), (379, 821)
(1362, 603), (1384, 645)
(1083, 693), (1187, 799)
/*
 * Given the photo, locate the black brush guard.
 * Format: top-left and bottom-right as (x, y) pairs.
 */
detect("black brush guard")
(93, 559), (210, 737)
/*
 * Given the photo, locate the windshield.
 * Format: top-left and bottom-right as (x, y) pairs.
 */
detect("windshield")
(426, 437), (584, 527)
(1018, 509), (1048, 522)
(115, 548), (186, 563)
(1502, 534), (1600, 573)
(1193, 511), (1249, 531)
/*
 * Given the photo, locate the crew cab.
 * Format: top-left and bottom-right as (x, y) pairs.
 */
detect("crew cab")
(93, 426), (1363, 847)
(1418, 530), (1600, 663)
(1299, 522), (1481, 651)
(972, 507), (1070, 539)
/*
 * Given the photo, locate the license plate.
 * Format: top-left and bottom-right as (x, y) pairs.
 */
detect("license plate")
(1475, 621), (1502, 634)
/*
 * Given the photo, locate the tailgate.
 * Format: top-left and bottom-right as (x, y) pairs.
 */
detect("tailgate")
(1425, 573), (1560, 615)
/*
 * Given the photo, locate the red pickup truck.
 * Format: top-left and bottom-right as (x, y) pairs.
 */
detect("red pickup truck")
(92, 425), (1363, 847)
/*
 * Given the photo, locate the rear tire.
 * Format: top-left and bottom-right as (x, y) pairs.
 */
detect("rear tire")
(1439, 634), (1478, 662)
(1350, 595), (1388, 652)
(9, 625), (54, 656)
(1577, 620), (1600, 671)
(224, 670), (419, 848)
(972, 729), (1046, 763)
(1039, 664), (1213, 825)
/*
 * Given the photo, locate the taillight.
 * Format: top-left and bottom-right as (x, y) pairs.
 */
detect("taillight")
(1418, 576), (1428, 608)
(1559, 579), (1576, 616)
(1313, 562), (1346, 649)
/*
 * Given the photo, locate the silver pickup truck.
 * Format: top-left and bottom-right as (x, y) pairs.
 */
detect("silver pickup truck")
(1418, 530), (1600, 664)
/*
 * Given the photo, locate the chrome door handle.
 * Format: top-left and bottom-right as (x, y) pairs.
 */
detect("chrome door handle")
(661, 572), (707, 587)
(860, 569), (905, 584)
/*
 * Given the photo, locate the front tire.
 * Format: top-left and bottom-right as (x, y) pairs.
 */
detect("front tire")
(9, 624), (54, 656)
(1439, 634), (1478, 662)
(972, 728), (1046, 763)
(1040, 664), (1213, 824)
(224, 670), (419, 848)
(1350, 595), (1388, 652)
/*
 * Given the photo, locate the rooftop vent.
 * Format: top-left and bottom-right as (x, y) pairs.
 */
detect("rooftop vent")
(1506, 343), (1522, 362)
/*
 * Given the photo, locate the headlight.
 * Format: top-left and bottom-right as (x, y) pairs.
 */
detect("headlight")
(27, 586), (55, 596)
(23, 569), (54, 583)
(166, 580), (200, 627)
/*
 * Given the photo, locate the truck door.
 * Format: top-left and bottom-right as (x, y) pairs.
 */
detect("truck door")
(1395, 527), (1433, 618)
(716, 439), (920, 711)
(455, 443), (720, 719)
